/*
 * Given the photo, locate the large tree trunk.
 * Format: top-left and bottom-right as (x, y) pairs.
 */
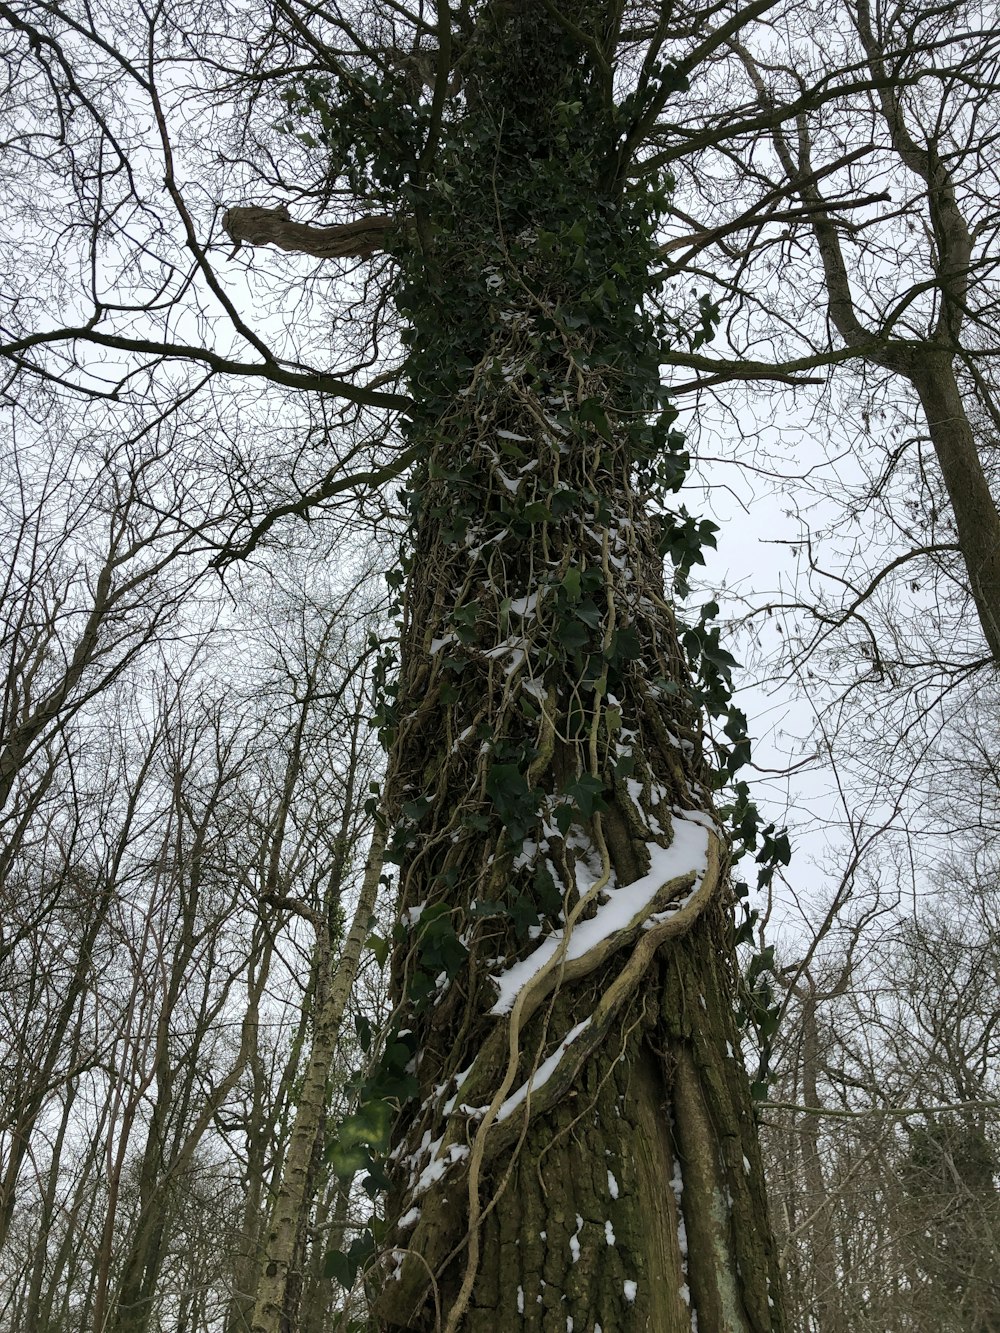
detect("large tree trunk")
(352, 4), (785, 1329)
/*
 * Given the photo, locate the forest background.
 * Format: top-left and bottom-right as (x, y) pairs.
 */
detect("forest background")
(1, 0), (999, 1329)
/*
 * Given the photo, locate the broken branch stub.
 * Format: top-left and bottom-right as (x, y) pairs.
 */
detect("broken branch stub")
(222, 206), (394, 260)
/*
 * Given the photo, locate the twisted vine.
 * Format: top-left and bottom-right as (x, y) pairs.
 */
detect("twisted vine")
(291, 4), (787, 1322)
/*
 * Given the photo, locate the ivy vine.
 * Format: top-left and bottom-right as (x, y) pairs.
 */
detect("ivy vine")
(282, 4), (789, 1299)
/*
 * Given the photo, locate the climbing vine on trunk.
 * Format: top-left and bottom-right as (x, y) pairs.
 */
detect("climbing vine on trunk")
(295, 4), (787, 1328)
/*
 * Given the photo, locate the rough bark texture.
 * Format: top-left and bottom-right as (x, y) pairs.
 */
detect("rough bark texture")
(911, 359), (1000, 660)
(222, 208), (393, 261)
(356, 3), (786, 1328)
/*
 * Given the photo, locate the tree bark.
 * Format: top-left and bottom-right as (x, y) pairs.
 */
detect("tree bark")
(249, 822), (385, 1333)
(222, 208), (393, 261)
(224, 6), (786, 1327)
(360, 4), (784, 1327)
(911, 357), (1000, 660)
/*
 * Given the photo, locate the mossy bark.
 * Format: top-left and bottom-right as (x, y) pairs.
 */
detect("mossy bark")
(367, 3), (785, 1328)
(378, 915), (781, 1331)
(446, 922), (779, 1332)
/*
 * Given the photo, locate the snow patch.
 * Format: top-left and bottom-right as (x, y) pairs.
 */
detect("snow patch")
(623, 1279), (637, 1303)
(490, 822), (710, 1014)
(495, 1020), (590, 1121)
(411, 1141), (469, 1196)
(604, 1219), (616, 1246)
(508, 592), (538, 617)
(607, 1169), (619, 1199)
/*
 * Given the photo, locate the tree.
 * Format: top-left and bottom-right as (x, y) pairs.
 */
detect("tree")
(229, 5), (784, 1329)
(0, 530), (383, 1333)
(756, 831), (1000, 1331)
(2, 0), (883, 1327)
(655, 0), (1000, 665)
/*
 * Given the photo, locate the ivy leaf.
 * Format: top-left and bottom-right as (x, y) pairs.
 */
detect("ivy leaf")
(551, 488), (579, 517)
(554, 803), (575, 834)
(329, 1100), (393, 1182)
(355, 1013), (372, 1052)
(607, 626), (641, 663)
(574, 598), (602, 629)
(325, 1231), (376, 1289)
(556, 620), (589, 651)
(468, 898), (505, 919)
(510, 892), (539, 938)
(578, 398), (612, 439)
(561, 566), (582, 601)
(325, 1248), (356, 1288)
(485, 763), (537, 842)
(562, 773), (606, 820)
(327, 1139), (371, 1181)
(533, 861), (561, 915)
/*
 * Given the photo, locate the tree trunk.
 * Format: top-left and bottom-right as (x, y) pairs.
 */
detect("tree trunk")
(345, 4), (786, 1328)
(249, 822), (385, 1333)
(798, 990), (841, 1333)
(911, 356), (1000, 661)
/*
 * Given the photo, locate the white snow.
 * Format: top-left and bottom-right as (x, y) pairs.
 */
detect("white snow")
(508, 592), (539, 617)
(672, 805), (719, 832)
(569, 1214), (583, 1263)
(604, 1219), (616, 1246)
(495, 1020), (591, 1121)
(517, 1287), (524, 1314)
(623, 1279), (637, 1303)
(397, 1206), (420, 1230)
(607, 1169), (619, 1199)
(483, 635), (523, 660)
(490, 820), (710, 1014)
(411, 1141), (469, 1196)
(670, 1157), (684, 1203)
(670, 1158), (690, 1259)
